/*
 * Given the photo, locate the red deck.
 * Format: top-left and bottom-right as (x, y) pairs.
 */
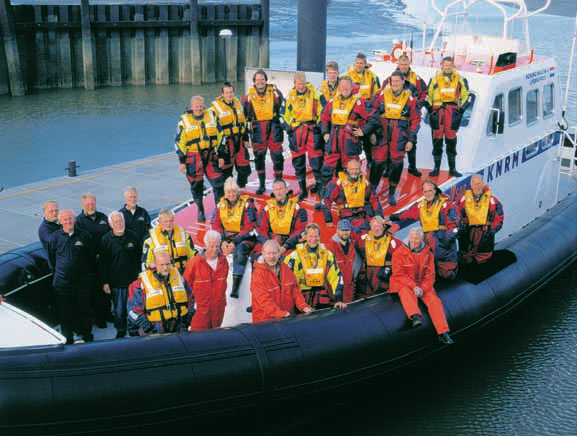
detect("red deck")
(174, 162), (451, 247)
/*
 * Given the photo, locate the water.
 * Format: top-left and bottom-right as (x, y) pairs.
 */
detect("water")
(1, 1), (577, 434)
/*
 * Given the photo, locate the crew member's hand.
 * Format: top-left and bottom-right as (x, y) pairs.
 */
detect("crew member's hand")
(218, 158), (225, 169)
(334, 302), (347, 310)
(324, 133), (330, 142)
(302, 306), (314, 314)
(406, 141), (414, 152)
(352, 127), (363, 137)
(179, 163), (186, 174)
(103, 284), (111, 294)
(279, 246), (287, 255)
(414, 287), (423, 298)
(370, 133), (377, 145)
(221, 241), (235, 256)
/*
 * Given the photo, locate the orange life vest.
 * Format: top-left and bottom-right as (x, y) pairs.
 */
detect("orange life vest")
(218, 195), (248, 233)
(364, 231), (392, 267)
(248, 84), (276, 121)
(419, 197), (448, 232)
(464, 190), (491, 226)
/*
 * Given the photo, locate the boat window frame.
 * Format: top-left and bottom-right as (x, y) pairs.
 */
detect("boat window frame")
(526, 88), (539, 127)
(460, 91), (476, 128)
(543, 83), (554, 119)
(508, 86), (523, 127)
(486, 93), (504, 137)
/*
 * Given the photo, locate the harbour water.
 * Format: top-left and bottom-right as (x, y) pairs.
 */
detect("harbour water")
(1, 1), (576, 434)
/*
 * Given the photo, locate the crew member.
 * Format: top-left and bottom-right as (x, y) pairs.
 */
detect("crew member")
(212, 82), (251, 189)
(319, 76), (371, 206)
(142, 208), (196, 274)
(38, 200), (61, 249)
(119, 187), (151, 249)
(356, 70), (421, 206)
(250, 240), (314, 322)
(321, 159), (382, 232)
(99, 211), (141, 338)
(128, 251), (194, 335)
(175, 95), (223, 222)
(390, 227), (454, 345)
(285, 223), (346, 309)
(75, 192), (111, 329)
(47, 210), (95, 344)
(281, 71), (323, 201)
(319, 60), (340, 108)
(457, 174), (504, 264)
(212, 178), (257, 299)
(241, 69), (285, 194)
(389, 180), (460, 280)
(359, 216), (402, 297)
(183, 230), (229, 331)
(256, 179), (308, 256)
(378, 54), (428, 177)
(327, 219), (365, 304)
(425, 56), (472, 177)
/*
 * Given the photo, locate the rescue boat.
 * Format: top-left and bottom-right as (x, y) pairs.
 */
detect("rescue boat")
(1, 1), (577, 434)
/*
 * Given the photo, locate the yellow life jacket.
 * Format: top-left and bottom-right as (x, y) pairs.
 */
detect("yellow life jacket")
(419, 197), (448, 232)
(287, 84), (316, 124)
(405, 70), (418, 86)
(212, 97), (246, 136)
(347, 66), (375, 99)
(179, 111), (218, 152)
(319, 79), (338, 103)
(338, 172), (366, 208)
(218, 195), (248, 233)
(150, 225), (190, 272)
(432, 71), (460, 104)
(331, 94), (358, 126)
(267, 197), (298, 236)
(364, 231), (392, 267)
(248, 84), (276, 121)
(381, 87), (411, 120)
(464, 190), (491, 226)
(296, 243), (329, 288)
(141, 268), (188, 322)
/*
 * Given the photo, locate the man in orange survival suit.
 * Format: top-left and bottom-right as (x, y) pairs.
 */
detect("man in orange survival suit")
(359, 216), (403, 297)
(424, 56), (473, 178)
(355, 70), (421, 206)
(285, 223), (346, 309)
(327, 219), (365, 304)
(250, 240), (314, 323)
(457, 174), (504, 264)
(320, 159), (382, 233)
(318, 76), (371, 209)
(255, 179), (308, 257)
(128, 251), (194, 335)
(390, 227), (454, 345)
(241, 69), (285, 195)
(183, 230), (229, 331)
(175, 95), (224, 222)
(281, 71), (323, 201)
(212, 178), (258, 299)
(377, 54), (428, 178)
(211, 82), (251, 189)
(389, 180), (460, 280)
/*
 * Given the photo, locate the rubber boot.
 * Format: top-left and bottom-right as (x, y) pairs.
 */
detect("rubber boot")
(429, 157), (442, 177)
(448, 158), (462, 177)
(313, 185), (325, 211)
(310, 182), (320, 194)
(388, 184), (397, 206)
(382, 159), (390, 178)
(274, 172), (283, 182)
(196, 199), (206, 222)
(297, 180), (308, 201)
(255, 173), (266, 195)
(230, 275), (242, 299)
(407, 151), (422, 177)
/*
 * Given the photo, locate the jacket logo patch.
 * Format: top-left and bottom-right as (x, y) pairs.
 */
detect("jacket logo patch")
(74, 241), (83, 246)
(127, 242), (135, 248)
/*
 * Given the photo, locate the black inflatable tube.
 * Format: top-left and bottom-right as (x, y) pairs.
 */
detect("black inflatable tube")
(1, 195), (576, 435)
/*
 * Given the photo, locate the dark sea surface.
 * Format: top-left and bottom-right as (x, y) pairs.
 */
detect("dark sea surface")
(1, 1), (577, 435)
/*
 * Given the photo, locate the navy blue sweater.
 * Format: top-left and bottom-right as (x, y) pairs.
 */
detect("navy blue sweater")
(38, 219), (62, 249)
(75, 211), (111, 255)
(119, 205), (152, 248)
(47, 228), (96, 289)
(99, 229), (142, 288)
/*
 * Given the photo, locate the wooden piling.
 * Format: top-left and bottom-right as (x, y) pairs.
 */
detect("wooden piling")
(132, 5), (146, 85)
(189, 0), (201, 85)
(95, 5), (109, 86)
(156, 5), (169, 85)
(34, 6), (48, 89)
(108, 6), (122, 86)
(120, 5), (132, 84)
(0, 0), (25, 96)
(80, 0), (95, 89)
(260, 0), (270, 68)
(58, 5), (73, 88)
(227, 5), (239, 82)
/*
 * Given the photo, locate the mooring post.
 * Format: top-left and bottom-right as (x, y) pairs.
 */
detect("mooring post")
(189, 0), (202, 85)
(80, 0), (95, 89)
(297, 0), (328, 73)
(260, 0), (270, 68)
(0, 0), (26, 96)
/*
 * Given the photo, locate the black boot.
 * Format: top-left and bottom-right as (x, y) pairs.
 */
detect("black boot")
(194, 196), (206, 222)
(274, 173), (283, 182)
(255, 173), (266, 195)
(230, 275), (242, 299)
(407, 152), (422, 177)
(411, 314), (423, 328)
(297, 180), (308, 201)
(382, 160), (390, 178)
(429, 158), (442, 177)
(313, 185), (325, 210)
(448, 158), (462, 177)
(438, 332), (454, 345)
(388, 184), (397, 206)
(310, 182), (320, 194)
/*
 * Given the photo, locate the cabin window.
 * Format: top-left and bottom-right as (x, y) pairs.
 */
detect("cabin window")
(526, 89), (539, 126)
(508, 87), (522, 126)
(486, 93), (504, 137)
(543, 83), (554, 118)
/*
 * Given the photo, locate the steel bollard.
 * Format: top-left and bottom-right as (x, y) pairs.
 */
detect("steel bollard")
(65, 160), (79, 177)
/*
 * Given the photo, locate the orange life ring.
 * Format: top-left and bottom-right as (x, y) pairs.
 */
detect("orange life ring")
(391, 43), (412, 63)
